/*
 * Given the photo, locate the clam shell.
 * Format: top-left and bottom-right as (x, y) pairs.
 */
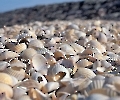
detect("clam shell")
(0, 83), (13, 98)
(31, 54), (48, 74)
(28, 39), (44, 49)
(0, 73), (13, 86)
(97, 33), (107, 43)
(76, 59), (93, 68)
(17, 95), (32, 100)
(10, 59), (26, 68)
(42, 82), (60, 93)
(74, 68), (96, 79)
(86, 94), (109, 100)
(4, 67), (25, 80)
(54, 49), (66, 60)
(0, 51), (19, 60)
(21, 48), (37, 60)
(0, 61), (9, 71)
(69, 43), (85, 53)
(13, 86), (27, 100)
(47, 64), (70, 81)
(12, 43), (27, 53)
(59, 43), (76, 55)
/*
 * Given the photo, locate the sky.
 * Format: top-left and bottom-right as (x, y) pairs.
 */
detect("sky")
(0, 0), (82, 13)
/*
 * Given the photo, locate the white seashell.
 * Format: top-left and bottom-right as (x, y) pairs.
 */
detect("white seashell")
(86, 94), (109, 100)
(10, 59), (26, 68)
(59, 43), (76, 55)
(76, 59), (93, 68)
(31, 54), (48, 74)
(13, 86), (27, 100)
(47, 64), (70, 81)
(97, 33), (107, 43)
(0, 51), (19, 60)
(42, 82), (59, 93)
(21, 48), (37, 60)
(17, 95), (32, 100)
(69, 43), (85, 53)
(54, 49), (66, 60)
(0, 61), (9, 71)
(0, 83), (13, 98)
(28, 39), (44, 49)
(74, 67), (96, 79)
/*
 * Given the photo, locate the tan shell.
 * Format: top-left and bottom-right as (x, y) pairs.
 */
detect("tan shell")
(28, 39), (44, 49)
(0, 73), (13, 86)
(54, 49), (66, 60)
(42, 82), (59, 93)
(31, 54), (48, 73)
(0, 51), (19, 60)
(0, 83), (13, 98)
(0, 61), (8, 71)
(12, 43), (27, 53)
(4, 67), (25, 80)
(74, 68), (96, 79)
(21, 48), (37, 60)
(47, 64), (70, 81)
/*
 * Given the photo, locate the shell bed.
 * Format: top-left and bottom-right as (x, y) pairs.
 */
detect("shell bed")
(0, 19), (120, 100)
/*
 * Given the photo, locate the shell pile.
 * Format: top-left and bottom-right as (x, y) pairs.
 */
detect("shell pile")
(0, 19), (120, 100)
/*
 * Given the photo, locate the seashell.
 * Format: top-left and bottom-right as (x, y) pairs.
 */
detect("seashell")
(45, 52), (56, 66)
(67, 24), (79, 30)
(21, 48), (37, 60)
(31, 72), (47, 89)
(9, 59), (26, 68)
(0, 72), (14, 86)
(0, 92), (11, 100)
(59, 43), (76, 55)
(81, 49), (93, 56)
(74, 67), (96, 79)
(58, 92), (70, 100)
(97, 32), (107, 43)
(76, 37), (88, 47)
(0, 61), (9, 71)
(69, 43), (85, 53)
(28, 88), (49, 100)
(17, 95), (32, 100)
(54, 49), (66, 60)
(28, 39), (44, 49)
(13, 86), (27, 100)
(31, 54), (48, 74)
(42, 82), (59, 93)
(12, 43), (27, 53)
(0, 51), (19, 60)
(4, 67), (25, 80)
(47, 64), (70, 81)
(0, 49), (9, 54)
(57, 83), (75, 97)
(109, 97), (120, 100)
(0, 83), (13, 98)
(37, 48), (54, 56)
(86, 94), (109, 100)
(92, 75), (105, 80)
(14, 79), (40, 89)
(76, 59), (93, 68)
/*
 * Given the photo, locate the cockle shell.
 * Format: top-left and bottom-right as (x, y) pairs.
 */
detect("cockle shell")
(76, 59), (93, 68)
(0, 73), (13, 86)
(47, 64), (70, 81)
(12, 43), (27, 53)
(42, 82), (60, 93)
(31, 54), (48, 74)
(0, 83), (13, 98)
(0, 61), (8, 71)
(4, 67), (25, 80)
(21, 48), (37, 60)
(74, 68), (96, 79)
(0, 51), (19, 60)
(28, 39), (44, 49)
